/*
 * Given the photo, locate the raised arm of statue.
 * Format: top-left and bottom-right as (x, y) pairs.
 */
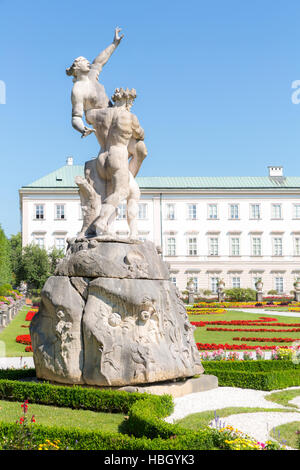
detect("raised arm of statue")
(71, 86), (96, 137)
(89, 27), (124, 80)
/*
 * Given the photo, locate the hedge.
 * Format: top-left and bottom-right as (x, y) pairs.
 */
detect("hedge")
(0, 374), (231, 450)
(203, 360), (300, 372)
(204, 368), (300, 390)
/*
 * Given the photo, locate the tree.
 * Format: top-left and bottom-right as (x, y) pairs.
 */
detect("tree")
(224, 287), (256, 302)
(20, 244), (51, 290)
(9, 232), (23, 287)
(0, 224), (12, 286)
(48, 246), (65, 274)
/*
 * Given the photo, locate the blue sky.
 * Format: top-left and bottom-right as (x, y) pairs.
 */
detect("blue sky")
(1, 0), (300, 236)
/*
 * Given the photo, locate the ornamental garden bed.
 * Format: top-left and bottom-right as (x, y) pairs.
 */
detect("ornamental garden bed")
(189, 309), (300, 351)
(0, 370), (283, 450)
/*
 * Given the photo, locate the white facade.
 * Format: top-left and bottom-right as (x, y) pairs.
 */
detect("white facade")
(19, 160), (300, 295)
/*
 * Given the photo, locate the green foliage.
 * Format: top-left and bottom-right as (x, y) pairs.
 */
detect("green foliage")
(203, 366), (300, 391)
(48, 247), (64, 273)
(268, 290), (278, 295)
(19, 244), (51, 290)
(224, 287), (257, 301)
(203, 360), (300, 372)
(0, 225), (12, 286)
(0, 284), (13, 296)
(9, 233), (23, 287)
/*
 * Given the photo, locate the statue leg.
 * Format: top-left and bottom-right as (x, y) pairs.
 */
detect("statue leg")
(127, 174), (140, 239)
(95, 146), (130, 234)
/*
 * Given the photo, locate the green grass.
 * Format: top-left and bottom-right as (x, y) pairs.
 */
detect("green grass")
(0, 306), (33, 357)
(270, 421), (300, 449)
(175, 407), (295, 430)
(264, 389), (300, 408)
(189, 310), (300, 348)
(0, 399), (125, 432)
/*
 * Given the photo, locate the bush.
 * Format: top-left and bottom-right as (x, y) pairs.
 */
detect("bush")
(268, 290), (278, 295)
(203, 360), (300, 390)
(224, 288), (256, 302)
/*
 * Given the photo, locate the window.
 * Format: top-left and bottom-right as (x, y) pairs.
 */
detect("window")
(209, 237), (219, 256)
(35, 237), (44, 248)
(117, 203), (127, 219)
(211, 277), (219, 294)
(250, 204), (260, 219)
(187, 237), (198, 256)
(294, 204), (300, 219)
(166, 203), (175, 220)
(232, 277), (240, 288)
(138, 235), (147, 242)
(230, 237), (240, 256)
(295, 237), (300, 256)
(252, 237), (262, 256)
(35, 204), (44, 220)
(170, 276), (177, 286)
(187, 204), (197, 220)
(191, 276), (198, 292)
(55, 237), (65, 251)
(208, 204), (218, 219)
(55, 204), (65, 220)
(229, 204), (239, 219)
(273, 237), (283, 256)
(272, 204), (282, 219)
(166, 237), (176, 256)
(275, 277), (284, 294)
(138, 203), (148, 220)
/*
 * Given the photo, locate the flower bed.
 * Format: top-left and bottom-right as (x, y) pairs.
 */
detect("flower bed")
(196, 343), (284, 350)
(25, 310), (38, 322)
(15, 334), (31, 346)
(206, 327), (300, 332)
(186, 307), (225, 315)
(232, 337), (300, 343)
(191, 318), (280, 327)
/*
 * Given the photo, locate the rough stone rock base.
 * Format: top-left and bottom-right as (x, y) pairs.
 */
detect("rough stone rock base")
(117, 375), (218, 398)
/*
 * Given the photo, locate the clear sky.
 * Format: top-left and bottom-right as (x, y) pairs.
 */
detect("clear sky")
(1, 0), (300, 236)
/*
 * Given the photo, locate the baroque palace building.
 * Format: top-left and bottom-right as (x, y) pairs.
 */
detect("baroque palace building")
(19, 158), (300, 295)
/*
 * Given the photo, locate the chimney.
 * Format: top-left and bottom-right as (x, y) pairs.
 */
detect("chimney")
(66, 156), (73, 166)
(268, 166), (283, 177)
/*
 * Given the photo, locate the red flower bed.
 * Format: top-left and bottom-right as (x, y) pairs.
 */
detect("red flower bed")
(206, 327), (300, 333)
(25, 345), (33, 352)
(196, 343), (283, 350)
(191, 319), (300, 327)
(232, 336), (300, 343)
(16, 335), (31, 346)
(25, 311), (37, 322)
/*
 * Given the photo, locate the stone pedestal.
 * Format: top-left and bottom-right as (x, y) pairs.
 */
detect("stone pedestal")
(30, 237), (204, 387)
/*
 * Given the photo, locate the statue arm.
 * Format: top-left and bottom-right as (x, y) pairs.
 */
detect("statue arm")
(89, 27), (124, 79)
(131, 114), (145, 140)
(71, 88), (95, 138)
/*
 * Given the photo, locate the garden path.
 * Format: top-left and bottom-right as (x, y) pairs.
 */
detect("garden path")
(0, 356), (34, 369)
(230, 308), (300, 318)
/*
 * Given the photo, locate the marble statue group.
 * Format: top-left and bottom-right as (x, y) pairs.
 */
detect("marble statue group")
(66, 28), (147, 239)
(29, 29), (204, 389)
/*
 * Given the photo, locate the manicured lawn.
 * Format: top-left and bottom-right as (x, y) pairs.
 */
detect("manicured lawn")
(271, 421), (300, 449)
(189, 310), (300, 348)
(0, 399), (125, 432)
(0, 306), (33, 357)
(265, 389), (300, 408)
(175, 406), (294, 430)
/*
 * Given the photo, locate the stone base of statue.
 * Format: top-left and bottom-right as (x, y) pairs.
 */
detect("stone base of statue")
(30, 237), (204, 387)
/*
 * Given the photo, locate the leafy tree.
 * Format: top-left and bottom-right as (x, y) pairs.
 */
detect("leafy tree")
(20, 244), (51, 290)
(0, 224), (12, 286)
(9, 232), (23, 286)
(224, 287), (256, 302)
(48, 246), (65, 274)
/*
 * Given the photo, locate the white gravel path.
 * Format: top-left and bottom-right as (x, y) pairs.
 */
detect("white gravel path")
(0, 357), (34, 369)
(231, 308), (300, 318)
(165, 387), (292, 423)
(215, 411), (300, 444)
(289, 396), (300, 408)
(165, 385), (300, 448)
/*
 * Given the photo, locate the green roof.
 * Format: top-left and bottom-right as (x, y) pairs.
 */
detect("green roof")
(21, 164), (300, 190)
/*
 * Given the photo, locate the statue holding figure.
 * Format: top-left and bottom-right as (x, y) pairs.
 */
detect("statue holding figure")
(66, 28), (147, 238)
